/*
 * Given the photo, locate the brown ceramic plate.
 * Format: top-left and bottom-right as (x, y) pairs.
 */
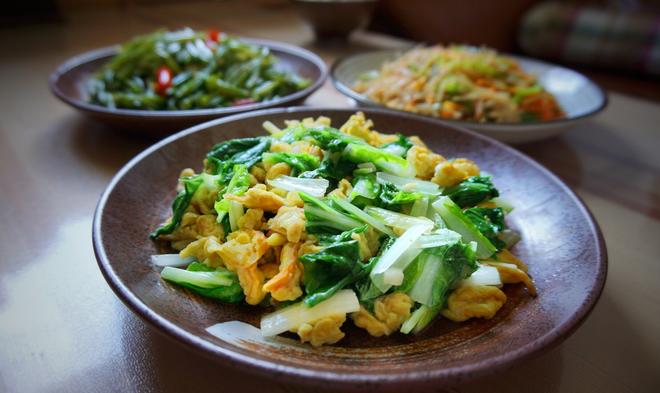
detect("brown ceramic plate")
(49, 39), (327, 136)
(93, 107), (607, 391)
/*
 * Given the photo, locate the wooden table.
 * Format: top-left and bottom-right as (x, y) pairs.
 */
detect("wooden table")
(0, 2), (658, 392)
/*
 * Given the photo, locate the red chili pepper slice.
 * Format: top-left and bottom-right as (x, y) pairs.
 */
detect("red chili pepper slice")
(207, 29), (221, 43)
(154, 66), (172, 96)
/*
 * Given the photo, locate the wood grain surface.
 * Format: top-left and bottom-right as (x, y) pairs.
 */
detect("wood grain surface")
(0, 1), (658, 392)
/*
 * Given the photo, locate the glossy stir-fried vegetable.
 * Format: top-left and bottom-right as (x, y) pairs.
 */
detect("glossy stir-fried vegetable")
(354, 45), (564, 123)
(87, 28), (310, 110)
(151, 112), (537, 346)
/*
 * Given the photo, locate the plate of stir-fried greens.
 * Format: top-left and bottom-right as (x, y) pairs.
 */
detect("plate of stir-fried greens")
(93, 108), (606, 389)
(49, 28), (326, 133)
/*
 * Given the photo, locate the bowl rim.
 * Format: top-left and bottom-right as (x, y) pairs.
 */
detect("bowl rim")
(330, 49), (609, 131)
(92, 106), (607, 388)
(48, 37), (328, 118)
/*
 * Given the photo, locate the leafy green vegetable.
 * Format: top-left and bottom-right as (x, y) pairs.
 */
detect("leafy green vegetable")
(300, 152), (356, 187)
(266, 175), (329, 197)
(369, 223), (431, 292)
(432, 196), (497, 259)
(407, 242), (477, 307)
(399, 242), (477, 333)
(206, 137), (264, 162)
(376, 171), (441, 195)
(464, 207), (507, 250)
(316, 224), (368, 246)
(150, 173), (219, 238)
(206, 137), (271, 182)
(380, 134), (413, 157)
(276, 124), (414, 177)
(398, 253), (423, 294)
(161, 262), (244, 303)
(332, 195), (396, 236)
(300, 192), (363, 234)
(353, 237), (394, 310)
(377, 181), (423, 210)
(301, 240), (360, 306)
(262, 152), (320, 176)
(214, 164), (250, 222)
(301, 226), (377, 307)
(305, 126), (365, 152)
(350, 172), (380, 208)
(400, 304), (440, 334)
(444, 176), (499, 208)
(343, 142), (415, 178)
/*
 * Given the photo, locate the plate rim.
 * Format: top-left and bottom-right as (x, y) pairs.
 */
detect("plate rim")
(92, 106), (607, 388)
(48, 37), (328, 119)
(330, 49), (609, 132)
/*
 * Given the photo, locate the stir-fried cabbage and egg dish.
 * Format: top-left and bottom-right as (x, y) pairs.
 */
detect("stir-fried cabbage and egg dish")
(151, 112), (536, 346)
(354, 45), (564, 123)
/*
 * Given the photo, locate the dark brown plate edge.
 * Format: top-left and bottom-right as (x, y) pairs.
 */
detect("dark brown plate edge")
(48, 38), (328, 119)
(91, 106), (608, 389)
(330, 50), (609, 131)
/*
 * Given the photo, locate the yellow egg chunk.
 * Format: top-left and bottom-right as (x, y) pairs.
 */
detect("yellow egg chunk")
(441, 285), (507, 322)
(352, 292), (413, 337)
(294, 314), (347, 347)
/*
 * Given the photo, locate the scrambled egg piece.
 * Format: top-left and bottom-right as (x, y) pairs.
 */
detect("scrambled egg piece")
(266, 232), (288, 247)
(486, 262), (537, 296)
(268, 187), (288, 198)
(284, 116), (332, 129)
(352, 292), (413, 337)
(189, 192), (217, 215)
(216, 230), (270, 305)
(179, 235), (224, 267)
(270, 140), (292, 153)
(351, 227), (381, 261)
(284, 191), (305, 208)
(268, 206), (306, 243)
(161, 213), (224, 250)
(224, 184), (285, 212)
(271, 139), (324, 159)
(291, 140), (324, 159)
(299, 239), (323, 256)
(495, 249), (529, 273)
(266, 162), (291, 180)
(263, 242), (303, 301)
(177, 168), (196, 186)
(327, 179), (353, 198)
(294, 314), (346, 347)
(441, 285), (507, 322)
(250, 164), (266, 184)
(238, 208), (265, 230)
(409, 136), (427, 148)
(406, 145), (446, 180)
(431, 158), (480, 187)
(260, 262), (280, 279)
(339, 112), (398, 147)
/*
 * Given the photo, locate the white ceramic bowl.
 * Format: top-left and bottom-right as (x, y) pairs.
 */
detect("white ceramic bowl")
(331, 50), (607, 144)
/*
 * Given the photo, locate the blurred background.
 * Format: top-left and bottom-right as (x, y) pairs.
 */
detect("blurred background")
(1, 2), (659, 393)
(3, 0), (660, 101)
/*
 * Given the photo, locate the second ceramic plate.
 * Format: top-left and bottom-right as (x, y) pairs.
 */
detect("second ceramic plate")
(332, 50), (607, 143)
